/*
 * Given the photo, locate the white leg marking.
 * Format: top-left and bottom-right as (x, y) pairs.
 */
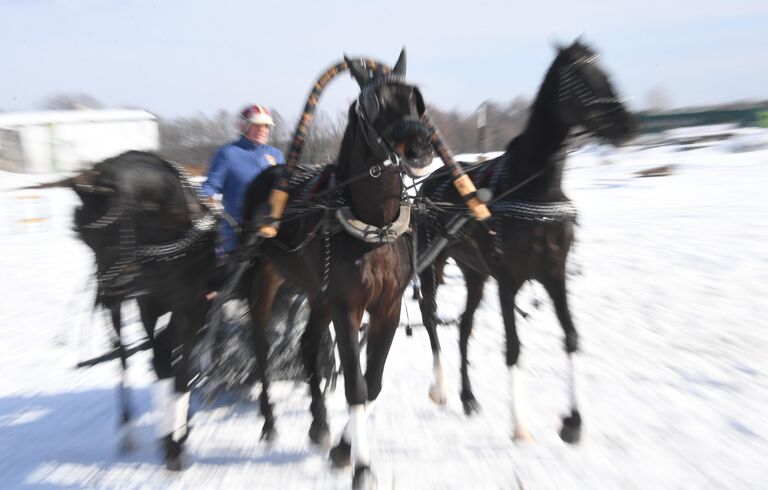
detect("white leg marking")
(154, 378), (190, 442)
(341, 401), (375, 442)
(172, 391), (191, 442)
(510, 365), (533, 442)
(567, 352), (578, 410)
(429, 353), (447, 405)
(349, 404), (370, 467)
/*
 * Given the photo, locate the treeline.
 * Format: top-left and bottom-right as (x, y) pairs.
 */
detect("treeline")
(31, 91), (628, 171)
(26, 92), (768, 172)
(158, 97), (533, 171)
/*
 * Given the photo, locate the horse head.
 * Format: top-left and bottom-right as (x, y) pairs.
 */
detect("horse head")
(73, 168), (118, 240)
(553, 40), (636, 145)
(68, 165), (140, 302)
(345, 49), (434, 177)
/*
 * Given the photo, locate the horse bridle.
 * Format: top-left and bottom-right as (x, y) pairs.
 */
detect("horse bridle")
(557, 52), (630, 137)
(354, 73), (431, 176)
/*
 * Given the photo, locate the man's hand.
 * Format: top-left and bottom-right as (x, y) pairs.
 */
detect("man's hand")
(204, 196), (224, 214)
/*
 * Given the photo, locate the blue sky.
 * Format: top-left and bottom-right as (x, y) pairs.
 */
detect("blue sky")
(2, 0), (767, 120)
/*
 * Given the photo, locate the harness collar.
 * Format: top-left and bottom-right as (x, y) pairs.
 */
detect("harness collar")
(336, 205), (411, 243)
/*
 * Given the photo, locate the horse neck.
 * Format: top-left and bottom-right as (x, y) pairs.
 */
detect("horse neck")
(507, 64), (571, 200)
(348, 156), (403, 228)
(338, 118), (403, 227)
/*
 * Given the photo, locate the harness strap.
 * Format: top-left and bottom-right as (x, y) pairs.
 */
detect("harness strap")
(490, 200), (577, 223)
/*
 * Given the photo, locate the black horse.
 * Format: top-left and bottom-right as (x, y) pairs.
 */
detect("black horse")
(41, 151), (217, 470)
(241, 51), (433, 488)
(417, 40), (635, 443)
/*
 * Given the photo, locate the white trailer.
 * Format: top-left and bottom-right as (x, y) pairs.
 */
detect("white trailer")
(0, 109), (159, 173)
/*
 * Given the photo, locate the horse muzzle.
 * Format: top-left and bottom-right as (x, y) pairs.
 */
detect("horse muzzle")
(588, 107), (637, 147)
(388, 120), (434, 177)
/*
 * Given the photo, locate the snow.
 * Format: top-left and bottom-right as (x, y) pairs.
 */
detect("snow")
(1, 132), (768, 489)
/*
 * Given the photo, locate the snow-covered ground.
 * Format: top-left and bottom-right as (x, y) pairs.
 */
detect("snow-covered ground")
(1, 131), (767, 489)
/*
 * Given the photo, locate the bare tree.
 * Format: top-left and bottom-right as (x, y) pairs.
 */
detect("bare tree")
(157, 95), (536, 173)
(425, 98), (530, 154)
(158, 110), (237, 168)
(484, 97), (530, 151)
(299, 110), (348, 168)
(40, 93), (104, 110)
(426, 105), (475, 153)
(268, 110), (292, 153)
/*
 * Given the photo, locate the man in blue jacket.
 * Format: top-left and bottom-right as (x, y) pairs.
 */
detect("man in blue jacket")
(203, 104), (285, 302)
(203, 104), (285, 255)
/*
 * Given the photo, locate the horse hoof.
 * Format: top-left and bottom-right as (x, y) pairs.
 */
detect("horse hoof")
(560, 410), (582, 444)
(162, 435), (184, 471)
(119, 434), (137, 454)
(118, 424), (137, 453)
(405, 325), (413, 336)
(165, 455), (183, 472)
(309, 421), (331, 448)
(428, 385), (447, 406)
(329, 439), (351, 468)
(261, 424), (278, 442)
(353, 465), (377, 490)
(461, 396), (480, 416)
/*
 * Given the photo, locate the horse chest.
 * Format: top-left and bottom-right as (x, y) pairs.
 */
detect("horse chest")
(354, 245), (410, 297)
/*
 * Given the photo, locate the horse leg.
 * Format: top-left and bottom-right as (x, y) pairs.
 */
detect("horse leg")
(417, 252), (448, 405)
(328, 303), (373, 487)
(338, 303), (401, 488)
(542, 275), (582, 444)
(364, 303), (401, 403)
(108, 304), (135, 452)
(147, 310), (191, 471)
(498, 277), (533, 442)
(247, 262), (282, 441)
(138, 299), (164, 462)
(457, 264), (488, 416)
(301, 299), (333, 448)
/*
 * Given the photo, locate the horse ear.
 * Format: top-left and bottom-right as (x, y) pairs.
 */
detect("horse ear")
(393, 48), (407, 75)
(550, 38), (564, 52)
(345, 55), (371, 86)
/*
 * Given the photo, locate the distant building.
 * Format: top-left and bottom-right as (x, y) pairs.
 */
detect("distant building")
(0, 109), (158, 173)
(636, 106), (768, 134)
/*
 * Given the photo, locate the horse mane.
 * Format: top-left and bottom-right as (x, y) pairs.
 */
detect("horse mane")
(532, 41), (596, 110)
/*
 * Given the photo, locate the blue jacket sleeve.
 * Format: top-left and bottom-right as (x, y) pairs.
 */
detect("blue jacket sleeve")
(202, 147), (227, 197)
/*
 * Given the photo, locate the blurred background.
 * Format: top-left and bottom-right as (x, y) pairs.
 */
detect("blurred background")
(1, 1), (767, 489)
(2, 0), (767, 173)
